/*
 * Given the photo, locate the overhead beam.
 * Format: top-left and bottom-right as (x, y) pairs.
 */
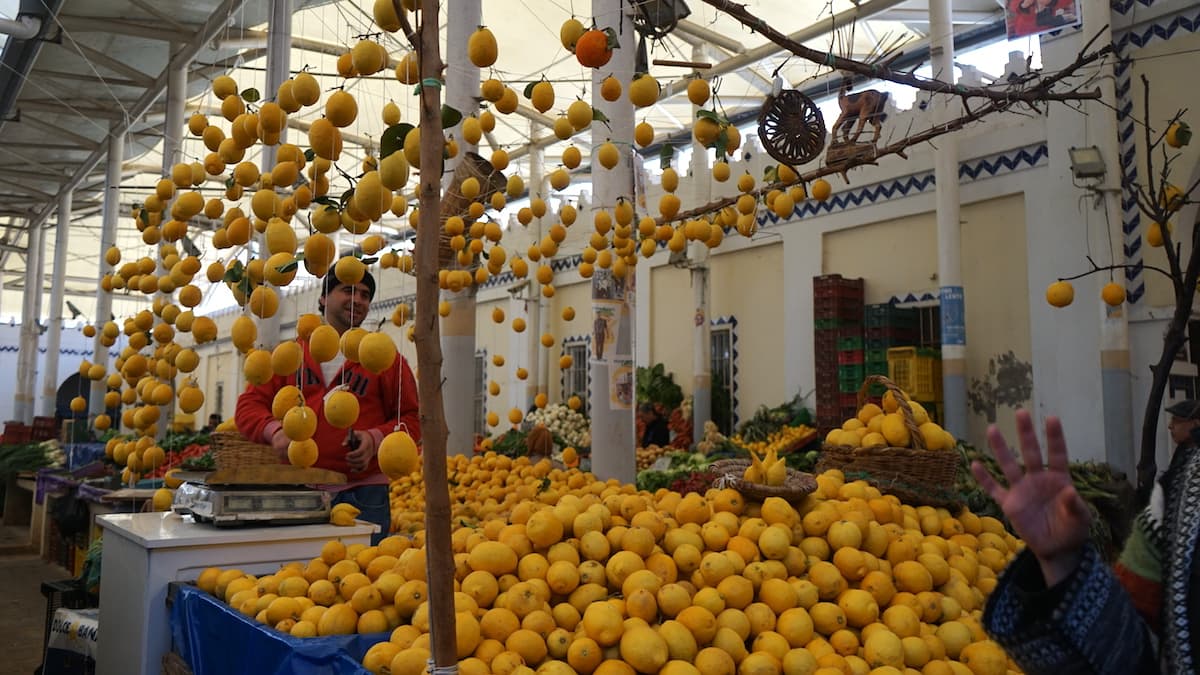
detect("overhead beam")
(18, 114), (103, 150)
(18, 99), (130, 121)
(67, 41), (157, 88)
(875, 8), (1000, 24)
(57, 15), (203, 41)
(3, 141), (93, 151)
(127, 0), (189, 33)
(674, 19), (746, 54)
(0, 166), (69, 183)
(37, 68), (145, 88)
(0, 176), (55, 199)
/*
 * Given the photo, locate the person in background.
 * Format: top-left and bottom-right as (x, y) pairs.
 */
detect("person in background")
(975, 405), (1200, 673)
(235, 269), (420, 544)
(638, 403), (670, 448)
(202, 413), (222, 433)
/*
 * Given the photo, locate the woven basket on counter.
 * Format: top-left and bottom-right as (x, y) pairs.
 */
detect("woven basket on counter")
(817, 374), (962, 508)
(209, 431), (279, 470)
(709, 458), (817, 504)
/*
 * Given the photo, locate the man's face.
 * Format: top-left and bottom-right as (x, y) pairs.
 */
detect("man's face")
(1168, 415), (1199, 445)
(321, 282), (372, 333)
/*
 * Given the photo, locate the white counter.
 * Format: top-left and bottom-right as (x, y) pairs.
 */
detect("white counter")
(95, 512), (376, 675)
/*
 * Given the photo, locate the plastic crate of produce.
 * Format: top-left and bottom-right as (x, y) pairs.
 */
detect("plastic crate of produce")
(814, 304), (863, 322)
(865, 337), (911, 351)
(865, 349), (888, 364)
(887, 347), (940, 401)
(865, 325), (917, 342)
(813, 273), (864, 292)
(837, 350), (864, 365)
(836, 336), (863, 351)
(864, 304), (918, 328)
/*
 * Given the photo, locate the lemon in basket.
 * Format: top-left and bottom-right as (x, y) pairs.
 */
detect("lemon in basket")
(880, 413), (911, 448)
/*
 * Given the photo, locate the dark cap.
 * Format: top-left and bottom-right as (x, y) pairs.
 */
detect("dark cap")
(1166, 399), (1200, 420)
(321, 267), (376, 300)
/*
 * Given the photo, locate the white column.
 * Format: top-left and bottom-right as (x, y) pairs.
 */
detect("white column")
(91, 128), (125, 416)
(530, 133), (551, 404)
(259, 0), (291, 347)
(1080, 0), (1133, 476)
(689, 69), (712, 440)
(439, 0), (481, 455)
(41, 188), (72, 417)
(589, 0), (636, 483)
(14, 218), (44, 423)
(930, 0), (966, 436)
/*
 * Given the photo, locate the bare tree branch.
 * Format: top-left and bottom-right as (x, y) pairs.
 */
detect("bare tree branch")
(700, 0), (1110, 103)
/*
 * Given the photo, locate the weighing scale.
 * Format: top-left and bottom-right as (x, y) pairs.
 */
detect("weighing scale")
(172, 465), (347, 528)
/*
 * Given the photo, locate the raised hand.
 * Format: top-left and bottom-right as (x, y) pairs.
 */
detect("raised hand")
(971, 409), (1092, 587)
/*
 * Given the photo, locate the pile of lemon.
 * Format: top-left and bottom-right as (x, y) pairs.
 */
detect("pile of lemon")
(825, 391), (956, 452)
(731, 425), (817, 460)
(198, 452), (1021, 675)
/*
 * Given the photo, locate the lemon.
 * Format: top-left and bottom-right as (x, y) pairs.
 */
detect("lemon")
(1101, 281), (1126, 306)
(324, 391), (360, 429)
(340, 327), (367, 362)
(243, 349), (273, 385)
(467, 27), (498, 67)
(358, 332), (397, 374)
(687, 78), (711, 106)
(283, 406), (318, 441)
(288, 439), (319, 468)
(1045, 280), (1074, 307)
(309, 325), (340, 363)
(567, 99), (592, 131)
(334, 256), (366, 286)
(530, 80), (555, 113)
(880, 413), (911, 448)
(628, 74), (660, 108)
(378, 431), (419, 478)
(152, 488), (174, 512)
(272, 385), (303, 419)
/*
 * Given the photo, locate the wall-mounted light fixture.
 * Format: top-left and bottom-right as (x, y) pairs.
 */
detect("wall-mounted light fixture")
(1068, 146), (1106, 180)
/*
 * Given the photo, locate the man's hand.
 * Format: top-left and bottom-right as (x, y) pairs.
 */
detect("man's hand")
(345, 430), (378, 473)
(971, 409), (1091, 587)
(270, 428), (290, 461)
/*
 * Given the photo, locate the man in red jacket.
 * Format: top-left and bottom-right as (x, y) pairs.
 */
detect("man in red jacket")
(236, 268), (420, 543)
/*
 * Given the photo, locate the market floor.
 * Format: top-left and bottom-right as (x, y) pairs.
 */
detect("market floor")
(0, 527), (72, 675)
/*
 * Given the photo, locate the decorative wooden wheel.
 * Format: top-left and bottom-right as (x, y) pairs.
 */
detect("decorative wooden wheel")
(757, 89), (826, 167)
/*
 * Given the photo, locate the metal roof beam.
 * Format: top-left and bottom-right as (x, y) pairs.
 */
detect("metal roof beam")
(18, 99), (129, 121)
(37, 68), (145, 89)
(0, 177), (55, 200)
(674, 19), (746, 54)
(56, 15), (203, 41)
(17, 114), (103, 150)
(875, 8), (1000, 24)
(127, 0), (189, 34)
(66, 41), (157, 88)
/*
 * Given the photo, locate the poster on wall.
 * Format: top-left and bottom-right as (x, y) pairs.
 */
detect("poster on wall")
(1005, 0), (1080, 39)
(592, 302), (621, 362)
(610, 361), (634, 410)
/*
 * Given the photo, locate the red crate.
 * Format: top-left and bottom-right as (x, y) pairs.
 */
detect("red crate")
(3, 422), (31, 445)
(839, 393), (858, 409)
(814, 303), (863, 322)
(837, 350), (864, 365)
(813, 274), (864, 292)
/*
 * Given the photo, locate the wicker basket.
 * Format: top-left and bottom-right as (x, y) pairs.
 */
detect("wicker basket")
(817, 375), (962, 508)
(437, 152), (508, 269)
(709, 458), (817, 504)
(209, 431), (279, 470)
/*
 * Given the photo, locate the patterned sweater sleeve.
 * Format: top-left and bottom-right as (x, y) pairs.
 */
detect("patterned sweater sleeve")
(984, 544), (1160, 674)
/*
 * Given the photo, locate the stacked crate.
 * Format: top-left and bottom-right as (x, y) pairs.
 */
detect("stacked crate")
(864, 304), (918, 400)
(813, 274), (864, 432)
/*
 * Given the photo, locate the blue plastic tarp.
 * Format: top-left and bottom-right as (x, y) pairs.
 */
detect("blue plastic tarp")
(170, 583), (385, 675)
(66, 443), (106, 471)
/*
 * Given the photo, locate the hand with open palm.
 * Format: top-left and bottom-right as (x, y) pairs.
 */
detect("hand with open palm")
(971, 409), (1092, 587)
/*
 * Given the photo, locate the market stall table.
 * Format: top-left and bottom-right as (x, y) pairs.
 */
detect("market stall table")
(95, 512), (376, 675)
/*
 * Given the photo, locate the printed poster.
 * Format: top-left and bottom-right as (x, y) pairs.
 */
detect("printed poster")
(610, 361), (634, 410)
(1005, 0), (1080, 39)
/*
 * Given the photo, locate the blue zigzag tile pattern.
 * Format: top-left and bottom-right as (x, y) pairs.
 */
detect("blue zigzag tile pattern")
(712, 316), (739, 429)
(757, 144), (1049, 226)
(1112, 4), (1200, 304)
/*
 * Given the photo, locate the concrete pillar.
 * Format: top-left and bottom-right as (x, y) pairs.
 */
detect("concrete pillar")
(589, 0), (636, 483)
(1078, 0), (1134, 477)
(258, 0), (291, 347)
(929, 0), (966, 436)
(689, 68), (712, 440)
(527, 135), (546, 410)
(41, 188), (72, 417)
(91, 128), (125, 416)
(439, 0), (481, 455)
(14, 218), (44, 423)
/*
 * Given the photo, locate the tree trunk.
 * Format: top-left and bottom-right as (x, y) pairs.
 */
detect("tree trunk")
(414, 0), (456, 668)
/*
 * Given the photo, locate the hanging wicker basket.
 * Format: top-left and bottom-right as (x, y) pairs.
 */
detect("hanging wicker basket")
(437, 152), (508, 270)
(757, 89), (827, 167)
(209, 431), (280, 471)
(816, 375), (962, 508)
(709, 458), (817, 504)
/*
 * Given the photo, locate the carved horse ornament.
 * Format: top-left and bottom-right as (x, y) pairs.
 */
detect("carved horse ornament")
(831, 78), (890, 145)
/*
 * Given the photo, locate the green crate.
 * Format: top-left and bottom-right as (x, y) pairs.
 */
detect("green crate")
(815, 318), (860, 330)
(838, 377), (860, 394)
(837, 336), (863, 351)
(866, 348), (888, 364)
(838, 364), (864, 382)
(865, 360), (888, 375)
